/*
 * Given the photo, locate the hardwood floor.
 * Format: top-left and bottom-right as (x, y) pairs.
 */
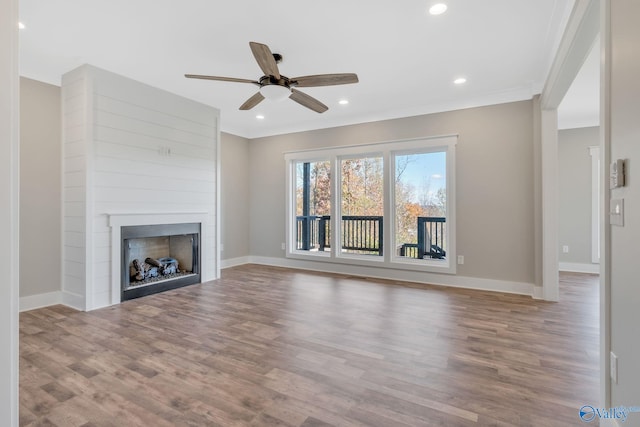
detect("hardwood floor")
(20, 266), (600, 426)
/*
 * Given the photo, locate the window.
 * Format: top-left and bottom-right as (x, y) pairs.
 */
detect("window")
(340, 156), (384, 256)
(394, 151), (447, 262)
(295, 160), (331, 253)
(285, 135), (456, 274)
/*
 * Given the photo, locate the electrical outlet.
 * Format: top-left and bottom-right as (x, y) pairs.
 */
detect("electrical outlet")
(281, 243), (286, 250)
(610, 351), (618, 384)
(457, 255), (464, 265)
(562, 245), (569, 253)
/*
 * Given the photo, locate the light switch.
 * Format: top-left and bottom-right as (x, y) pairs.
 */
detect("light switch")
(610, 198), (624, 226)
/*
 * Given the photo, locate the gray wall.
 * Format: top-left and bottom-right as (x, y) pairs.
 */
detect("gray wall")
(20, 77), (61, 297)
(220, 132), (250, 261)
(17, 81), (539, 289)
(558, 126), (598, 265)
(609, 0), (640, 410)
(249, 100), (536, 284)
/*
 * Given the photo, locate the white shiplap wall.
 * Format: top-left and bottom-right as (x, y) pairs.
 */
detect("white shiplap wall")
(62, 65), (219, 310)
(61, 68), (90, 310)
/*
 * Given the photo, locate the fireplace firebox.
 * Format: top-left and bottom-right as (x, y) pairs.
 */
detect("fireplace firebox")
(121, 223), (200, 301)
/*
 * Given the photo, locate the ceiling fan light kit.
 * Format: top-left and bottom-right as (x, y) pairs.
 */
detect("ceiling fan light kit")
(260, 85), (290, 101)
(259, 76), (291, 101)
(185, 41), (358, 113)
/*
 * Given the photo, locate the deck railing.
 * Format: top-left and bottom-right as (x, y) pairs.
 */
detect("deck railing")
(340, 216), (383, 255)
(296, 215), (330, 251)
(400, 217), (446, 259)
(296, 215), (383, 255)
(296, 215), (445, 259)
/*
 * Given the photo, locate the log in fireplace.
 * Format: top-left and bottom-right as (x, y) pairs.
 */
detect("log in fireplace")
(121, 223), (200, 301)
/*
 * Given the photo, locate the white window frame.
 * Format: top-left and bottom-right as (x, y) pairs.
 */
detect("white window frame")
(336, 151), (386, 263)
(390, 144), (454, 271)
(288, 155), (334, 259)
(284, 135), (457, 274)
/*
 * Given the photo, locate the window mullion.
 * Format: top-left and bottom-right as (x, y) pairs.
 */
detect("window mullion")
(383, 150), (392, 263)
(330, 155), (340, 260)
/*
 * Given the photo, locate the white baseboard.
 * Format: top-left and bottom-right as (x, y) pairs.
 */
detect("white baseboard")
(61, 291), (85, 311)
(248, 256), (536, 298)
(20, 290), (84, 312)
(532, 286), (544, 300)
(221, 256), (251, 269)
(19, 291), (62, 312)
(559, 262), (600, 274)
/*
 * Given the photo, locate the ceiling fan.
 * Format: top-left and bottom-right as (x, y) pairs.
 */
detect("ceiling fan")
(185, 41), (359, 113)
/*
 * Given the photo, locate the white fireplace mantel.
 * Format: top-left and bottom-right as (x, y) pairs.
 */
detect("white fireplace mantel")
(108, 212), (210, 228)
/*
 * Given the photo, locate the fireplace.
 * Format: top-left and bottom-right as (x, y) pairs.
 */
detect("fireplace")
(121, 223), (201, 301)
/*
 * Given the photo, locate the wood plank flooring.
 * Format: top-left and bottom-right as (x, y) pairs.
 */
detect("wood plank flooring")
(20, 266), (600, 426)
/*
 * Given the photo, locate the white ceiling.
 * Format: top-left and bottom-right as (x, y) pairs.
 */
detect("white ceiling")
(19, 0), (576, 139)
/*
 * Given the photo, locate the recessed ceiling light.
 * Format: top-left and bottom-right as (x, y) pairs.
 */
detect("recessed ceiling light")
(454, 77), (467, 85)
(338, 99), (349, 105)
(18, 22), (25, 30)
(429, 3), (447, 15)
(256, 115), (265, 120)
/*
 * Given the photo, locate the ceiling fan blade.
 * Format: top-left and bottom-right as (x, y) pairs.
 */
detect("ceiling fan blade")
(289, 89), (328, 113)
(239, 92), (265, 110)
(185, 74), (260, 85)
(249, 42), (281, 79)
(291, 73), (359, 87)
